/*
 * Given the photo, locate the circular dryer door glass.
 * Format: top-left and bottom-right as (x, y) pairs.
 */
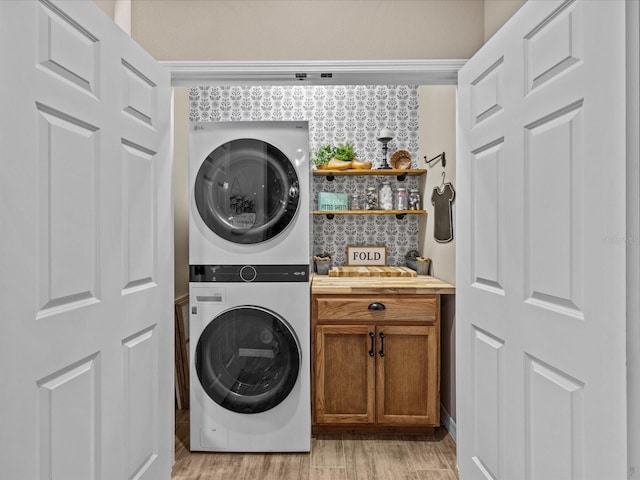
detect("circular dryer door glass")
(195, 306), (300, 414)
(194, 138), (300, 244)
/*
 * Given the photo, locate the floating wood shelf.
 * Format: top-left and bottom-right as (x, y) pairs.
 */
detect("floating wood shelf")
(313, 168), (426, 182)
(314, 209), (425, 215)
(314, 209), (426, 219)
(313, 168), (426, 176)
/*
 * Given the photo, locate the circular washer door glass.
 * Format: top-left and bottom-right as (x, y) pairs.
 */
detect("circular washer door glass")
(194, 138), (300, 244)
(195, 306), (301, 414)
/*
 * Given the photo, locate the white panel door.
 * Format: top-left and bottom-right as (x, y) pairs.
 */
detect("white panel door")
(457, 1), (627, 479)
(0, 1), (173, 479)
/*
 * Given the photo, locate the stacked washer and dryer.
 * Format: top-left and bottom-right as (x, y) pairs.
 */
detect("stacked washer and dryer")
(188, 121), (311, 452)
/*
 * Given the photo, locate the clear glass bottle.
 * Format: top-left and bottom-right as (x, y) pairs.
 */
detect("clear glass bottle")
(365, 186), (378, 210)
(350, 193), (361, 210)
(409, 188), (421, 210)
(378, 181), (393, 210)
(396, 187), (408, 210)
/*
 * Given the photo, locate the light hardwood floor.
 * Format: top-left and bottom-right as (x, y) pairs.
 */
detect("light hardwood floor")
(173, 410), (459, 480)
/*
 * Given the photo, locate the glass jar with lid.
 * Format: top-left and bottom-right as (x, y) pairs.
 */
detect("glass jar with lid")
(396, 187), (408, 210)
(378, 181), (393, 210)
(409, 189), (421, 210)
(365, 186), (378, 210)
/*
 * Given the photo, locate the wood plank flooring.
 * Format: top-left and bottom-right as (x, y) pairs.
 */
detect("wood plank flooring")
(173, 410), (459, 480)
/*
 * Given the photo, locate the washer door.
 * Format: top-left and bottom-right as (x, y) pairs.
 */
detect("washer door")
(194, 138), (300, 244)
(195, 306), (301, 414)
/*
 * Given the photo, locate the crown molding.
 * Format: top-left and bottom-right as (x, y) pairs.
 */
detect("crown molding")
(160, 59), (467, 86)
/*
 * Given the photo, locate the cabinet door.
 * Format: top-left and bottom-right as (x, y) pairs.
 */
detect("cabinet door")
(314, 325), (375, 424)
(376, 325), (439, 425)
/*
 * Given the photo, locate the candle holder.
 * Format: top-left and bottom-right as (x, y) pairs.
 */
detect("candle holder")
(377, 129), (394, 169)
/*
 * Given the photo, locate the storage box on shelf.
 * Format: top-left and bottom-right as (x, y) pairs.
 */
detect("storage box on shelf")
(317, 192), (349, 211)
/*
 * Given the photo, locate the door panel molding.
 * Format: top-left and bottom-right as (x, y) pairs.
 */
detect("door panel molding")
(37, 352), (100, 480)
(524, 353), (585, 480)
(471, 325), (504, 480)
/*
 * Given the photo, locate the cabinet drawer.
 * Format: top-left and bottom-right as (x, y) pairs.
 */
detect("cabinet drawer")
(315, 295), (437, 323)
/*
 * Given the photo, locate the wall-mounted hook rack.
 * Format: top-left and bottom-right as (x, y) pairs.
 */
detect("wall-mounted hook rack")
(424, 152), (446, 168)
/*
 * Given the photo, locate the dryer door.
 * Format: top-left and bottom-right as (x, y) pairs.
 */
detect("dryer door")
(195, 306), (301, 413)
(194, 138), (300, 244)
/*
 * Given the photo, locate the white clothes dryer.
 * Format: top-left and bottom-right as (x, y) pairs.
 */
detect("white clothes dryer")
(189, 121), (310, 266)
(189, 273), (310, 452)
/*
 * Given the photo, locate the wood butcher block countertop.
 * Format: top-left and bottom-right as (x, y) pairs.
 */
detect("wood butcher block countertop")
(311, 273), (456, 295)
(328, 266), (416, 277)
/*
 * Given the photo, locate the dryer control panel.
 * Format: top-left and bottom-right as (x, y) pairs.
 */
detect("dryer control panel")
(189, 264), (309, 283)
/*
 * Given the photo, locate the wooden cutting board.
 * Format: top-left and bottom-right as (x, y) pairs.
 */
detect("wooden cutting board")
(328, 266), (417, 277)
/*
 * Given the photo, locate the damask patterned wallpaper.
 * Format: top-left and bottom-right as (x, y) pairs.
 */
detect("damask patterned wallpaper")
(189, 85), (421, 267)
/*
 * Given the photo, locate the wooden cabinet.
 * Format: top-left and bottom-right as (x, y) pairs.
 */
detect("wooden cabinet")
(375, 325), (439, 426)
(314, 324), (375, 424)
(312, 292), (441, 434)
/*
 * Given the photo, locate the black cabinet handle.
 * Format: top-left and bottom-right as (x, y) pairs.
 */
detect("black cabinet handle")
(379, 332), (385, 357)
(368, 332), (375, 357)
(368, 302), (386, 311)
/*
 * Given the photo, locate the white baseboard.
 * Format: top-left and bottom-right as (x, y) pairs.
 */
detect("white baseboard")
(440, 404), (457, 443)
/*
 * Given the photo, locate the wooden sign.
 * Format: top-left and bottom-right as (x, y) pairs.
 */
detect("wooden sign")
(347, 245), (387, 266)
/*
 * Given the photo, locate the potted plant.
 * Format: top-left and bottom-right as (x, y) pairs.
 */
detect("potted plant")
(313, 144), (335, 170)
(328, 142), (357, 170)
(332, 143), (357, 161)
(313, 143), (368, 170)
(313, 253), (332, 275)
(405, 250), (431, 275)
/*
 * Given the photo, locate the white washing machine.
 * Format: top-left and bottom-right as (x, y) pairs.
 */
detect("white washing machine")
(189, 271), (310, 452)
(189, 121), (310, 266)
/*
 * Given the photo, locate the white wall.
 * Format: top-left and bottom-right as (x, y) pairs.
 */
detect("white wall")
(93, 0), (131, 34)
(484, 0), (526, 42)
(418, 85), (457, 420)
(417, 86), (456, 285)
(131, 0), (484, 61)
(173, 88), (190, 298)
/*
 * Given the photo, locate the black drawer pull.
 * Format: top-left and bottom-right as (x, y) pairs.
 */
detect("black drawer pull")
(368, 332), (375, 357)
(368, 302), (386, 311)
(379, 332), (385, 357)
